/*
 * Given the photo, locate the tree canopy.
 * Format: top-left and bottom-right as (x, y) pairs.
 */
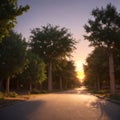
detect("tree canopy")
(19, 51), (46, 91)
(84, 47), (109, 90)
(84, 3), (120, 94)
(0, 0), (29, 41)
(0, 31), (27, 93)
(30, 24), (76, 61)
(29, 24), (77, 91)
(84, 3), (120, 48)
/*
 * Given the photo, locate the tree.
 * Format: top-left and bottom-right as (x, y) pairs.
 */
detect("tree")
(0, 0), (29, 41)
(84, 3), (120, 94)
(84, 47), (109, 90)
(62, 60), (79, 89)
(53, 59), (79, 90)
(0, 31), (26, 94)
(19, 51), (46, 91)
(53, 59), (68, 90)
(29, 24), (76, 91)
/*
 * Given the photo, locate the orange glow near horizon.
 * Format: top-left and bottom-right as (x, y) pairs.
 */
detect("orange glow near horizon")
(75, 61), (85, 83)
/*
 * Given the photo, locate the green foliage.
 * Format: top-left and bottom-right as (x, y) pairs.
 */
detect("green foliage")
(29, 24), (77, 91)
(0, 31), (27, 79)
(110, 94), (120, 100)
(29, 24), (76, 62)
(40, 90), (47, 94)
(84, 47), (109, 89)
(31, 88), (40, 94)
(19, 51), (46, 85)
(84, 3), (120, 48)
(9, 91), (18, 97)
(53, 59), (80, 89)
(84, 3), (120, 94)
(5, 91), (18, 97)
(0, 0), (29, 41)
(26, 51), (46, 84)
(30, 89), (47, 94)
(0, 31), (27, 93)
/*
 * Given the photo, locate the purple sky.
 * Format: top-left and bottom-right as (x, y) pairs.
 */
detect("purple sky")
(15, 0), (120, 68)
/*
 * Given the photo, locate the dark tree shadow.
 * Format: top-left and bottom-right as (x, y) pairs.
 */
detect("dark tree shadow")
(0, 100), (45, 120)
(89, 98), (120, 120)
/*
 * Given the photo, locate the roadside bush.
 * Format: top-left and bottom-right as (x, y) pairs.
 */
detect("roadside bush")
(31, 88), (40, 94)
(40, 90), (47, 94)
(5, 91), (18, 97)
(110, 94), (120, 100)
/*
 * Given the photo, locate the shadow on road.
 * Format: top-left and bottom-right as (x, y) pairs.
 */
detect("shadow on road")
(0, 87), (120, 120)
(84, 93), (120, 120)
(90, 99), (120, 120)
(0, 100), (45, 120)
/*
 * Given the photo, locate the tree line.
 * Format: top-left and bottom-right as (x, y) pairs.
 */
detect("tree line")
(1, 1), (120, 96)
(0, 0), (80, 94)
(84, 3), (120, 95)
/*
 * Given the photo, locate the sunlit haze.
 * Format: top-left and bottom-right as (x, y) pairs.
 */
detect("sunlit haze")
(15, 0), (120, 78)
(75, 61), (85, 82)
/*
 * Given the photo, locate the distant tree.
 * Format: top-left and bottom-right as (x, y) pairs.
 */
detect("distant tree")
(84, 4), (120, 94)
(53, 59), (68, 90)
(19, 51), (46, 91)
(0, 0), (29, 41)
(84, 47), (109, 90)
(30, 24), (76, 91)
(53, 59), (79, 90)
(0, 31), (26, 94)
(113, 50), (120, 87)
(62, 60), (79, 89)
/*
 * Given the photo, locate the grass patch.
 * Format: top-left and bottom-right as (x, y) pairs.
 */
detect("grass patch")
(87, 88), (120, 101)
(87, 88), (110, 98)
(40, 90), (48, 94)
(31, 88), (40, 94)
(9, 91), (18, 97)
(5, 91), (18, 97)
(31, 89), (48, 94)
(110, 94), (120, 101)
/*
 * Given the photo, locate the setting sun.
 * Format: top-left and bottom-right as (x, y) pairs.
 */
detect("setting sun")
(77, 71), (85, 80)
(75, 61), (85, 83)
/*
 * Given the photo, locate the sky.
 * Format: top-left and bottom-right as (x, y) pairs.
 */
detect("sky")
(15, 0), (120, 72)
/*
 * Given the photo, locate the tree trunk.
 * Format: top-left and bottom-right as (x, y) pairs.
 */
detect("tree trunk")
(0, 81), (1, 90)
(0, 80), (3, 91)
(109, 49), (115, 95)
(65, 80), (68, 89)
(97, 76), (100, 91)
(40, 83), (43, 91)
(48, 61), (52, 91)
(29, 81), (32, 92)
(94, 82), (97, 90)
(60, 77), (63, 90)
(17, 80), (20, 91)
(6, 77), (10, 94)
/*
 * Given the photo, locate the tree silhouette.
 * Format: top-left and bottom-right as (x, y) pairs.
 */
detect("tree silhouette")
(0, 0), (29, 41)
(30, 24), (76, 91)
(84, 4), (120, 94)
(0, 31), (26, 93)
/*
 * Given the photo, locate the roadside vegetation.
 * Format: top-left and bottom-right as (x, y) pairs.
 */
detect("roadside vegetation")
(0, 0), (80, 102)
(1, 0), (120, 104)
(84, 4), (120, 100)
